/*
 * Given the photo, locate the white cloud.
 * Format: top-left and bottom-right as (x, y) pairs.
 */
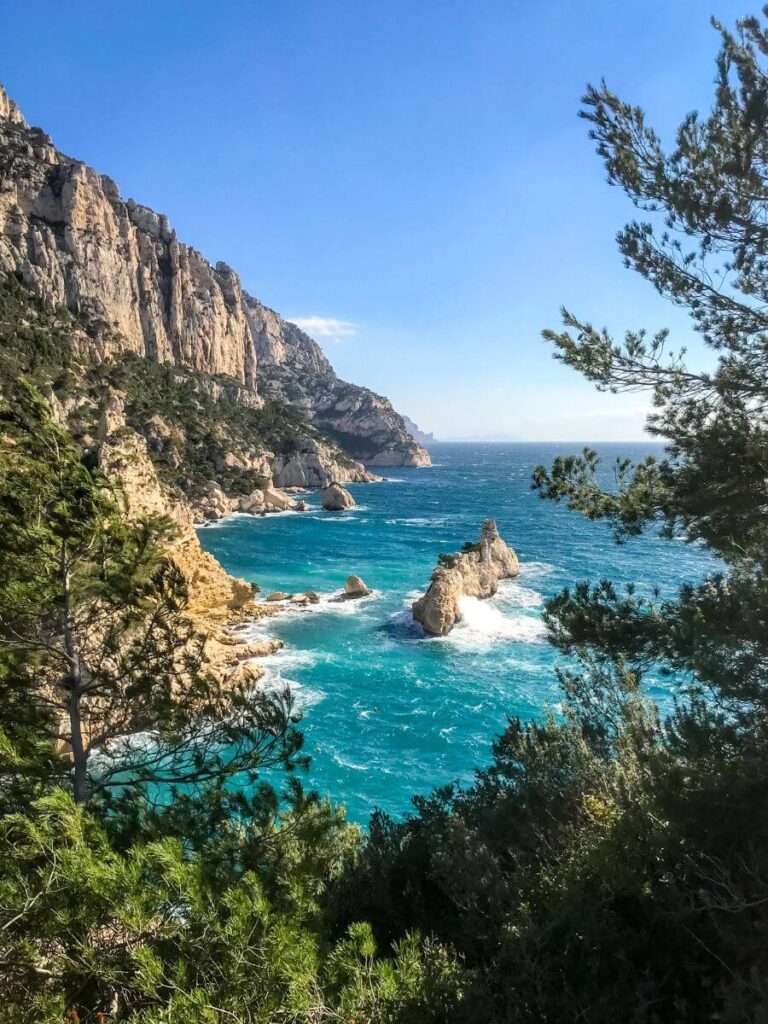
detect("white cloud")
(288, 316), (357, 341)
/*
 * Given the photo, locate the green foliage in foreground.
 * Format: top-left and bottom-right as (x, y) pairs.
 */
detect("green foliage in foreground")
(0, 790), (463, 1022)
(330, 10), (768, 1022)
(0, 382), (304, 811)
(0, 382), (466, 1020)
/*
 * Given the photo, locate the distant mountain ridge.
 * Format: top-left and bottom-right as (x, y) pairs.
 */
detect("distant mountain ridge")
(0, 83), (429, 468)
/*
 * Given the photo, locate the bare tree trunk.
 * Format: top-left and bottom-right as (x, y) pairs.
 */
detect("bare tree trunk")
(61, 540), (89, 805)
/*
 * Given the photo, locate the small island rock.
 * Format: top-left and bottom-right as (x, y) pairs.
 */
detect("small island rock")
(412, 520), (519, 636)
(322, 482), (356, 511)
(344, 575), (372, 598)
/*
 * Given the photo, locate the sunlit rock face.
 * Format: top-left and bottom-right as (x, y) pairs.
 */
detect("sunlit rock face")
(412, 520), (520, 635)
(0, 83), (429, 468)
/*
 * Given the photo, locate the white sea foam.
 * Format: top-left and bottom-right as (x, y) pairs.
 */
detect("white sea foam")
(391, 587), (545, 647)
(519, 560), (555, 580)
(450, 596), (546, 646)
(331, 752), (369, 771)
(384, 516), (449, 528)
(252, 589), (383, 623)
(196, 508), (313, 529)
(311, 515), (361, 524)
(495, 579), (545, 609)
(194, 517), (234, 531)
(258, 651), (326, 710)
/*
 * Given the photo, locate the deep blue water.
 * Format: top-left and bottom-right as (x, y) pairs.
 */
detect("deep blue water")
(198, 442), (715, 824)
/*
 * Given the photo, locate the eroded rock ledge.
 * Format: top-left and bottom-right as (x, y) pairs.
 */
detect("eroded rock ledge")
(412, 520), (519, 636)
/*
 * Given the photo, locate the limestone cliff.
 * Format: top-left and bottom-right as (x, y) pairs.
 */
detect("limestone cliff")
(412, 520), (520, 635)
(96, 398), (255, 620)
(0, 83), (429, 468)
(94, 393), (277, 685)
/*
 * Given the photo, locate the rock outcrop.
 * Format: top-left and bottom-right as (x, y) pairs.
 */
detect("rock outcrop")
(271, 442), (380, 489)
(322, 482), (356, 511)
(93, 392), (279, 688)
(412, 520), (519, 636)
(0, 83), (430, 468)
(344, 575), (372, 598)
(96, 404), (255, 619)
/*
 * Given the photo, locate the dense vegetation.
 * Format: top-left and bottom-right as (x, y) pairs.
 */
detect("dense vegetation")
(2, 7), (767, 1022)
(0, 380), (465, 1020)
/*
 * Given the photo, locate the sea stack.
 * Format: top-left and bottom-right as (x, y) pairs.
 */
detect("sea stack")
(322, 482), (356, 511)
(412, 519), (519, 636)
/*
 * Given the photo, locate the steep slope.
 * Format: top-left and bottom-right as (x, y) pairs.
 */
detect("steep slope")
(0, 274), (375, 521)
(0, 83), (429, 467)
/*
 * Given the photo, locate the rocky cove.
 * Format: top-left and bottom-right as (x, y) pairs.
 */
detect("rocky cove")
(194, 441), (714, 824)
(93, 386), (386, 691)
(0, 80), (440, 701)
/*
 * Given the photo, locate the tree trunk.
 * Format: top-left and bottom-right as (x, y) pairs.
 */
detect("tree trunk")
(61, 541), (89, 805)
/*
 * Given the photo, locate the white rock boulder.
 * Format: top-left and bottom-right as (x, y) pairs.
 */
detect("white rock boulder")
(322, 482), (356, 511)
(344, 575), (372, 598)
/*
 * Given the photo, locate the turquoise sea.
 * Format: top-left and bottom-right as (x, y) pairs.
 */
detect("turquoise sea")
(198, 442), (715, 824)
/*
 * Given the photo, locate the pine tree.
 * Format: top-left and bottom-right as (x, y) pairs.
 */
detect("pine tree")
(0, 381), (302, 808)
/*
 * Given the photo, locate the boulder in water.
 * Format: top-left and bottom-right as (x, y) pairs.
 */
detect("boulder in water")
(322, 482), (356, 511)
(344, 575), (372, 598)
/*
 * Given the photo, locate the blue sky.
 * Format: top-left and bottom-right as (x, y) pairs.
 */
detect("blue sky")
(3, 1), (749, 440)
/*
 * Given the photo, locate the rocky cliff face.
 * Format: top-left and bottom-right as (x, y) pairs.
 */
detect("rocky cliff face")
(0, 83), (429, 468)
(93, 395), (283, 686)
(412, 520), (520, 635)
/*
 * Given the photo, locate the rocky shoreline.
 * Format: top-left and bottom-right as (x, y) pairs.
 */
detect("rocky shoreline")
(193, 462), (369, 524)
(193, 458), (380, 523)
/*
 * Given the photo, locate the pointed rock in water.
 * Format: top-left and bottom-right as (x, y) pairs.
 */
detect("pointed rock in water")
(322, 482), (356, 511)
(412, 519), (520, 636)
(344, 575), (372, 598)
